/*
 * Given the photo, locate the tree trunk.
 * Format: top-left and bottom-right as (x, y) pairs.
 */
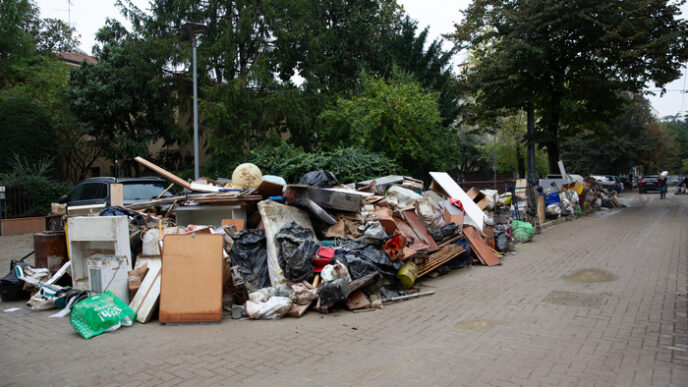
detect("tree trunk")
(516, 143), (525, 178)
(546, 123), (560, 174)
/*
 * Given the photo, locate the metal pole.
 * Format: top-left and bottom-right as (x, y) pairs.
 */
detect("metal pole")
(527, 102), (536, 181)
(493, 129), (497, 190)
(192, 34), (200, 181)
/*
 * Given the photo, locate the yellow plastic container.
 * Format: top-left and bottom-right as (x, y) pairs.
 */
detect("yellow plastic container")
(398, 261), (419, 289)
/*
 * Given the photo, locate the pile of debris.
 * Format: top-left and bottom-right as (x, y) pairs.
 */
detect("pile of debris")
(0, 158), (608, 339)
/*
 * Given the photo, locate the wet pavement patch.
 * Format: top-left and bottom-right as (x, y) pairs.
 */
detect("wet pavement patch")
(563, 268), (615, 283)
(543, 290), (607, 308)
(454, 317), (498, 331)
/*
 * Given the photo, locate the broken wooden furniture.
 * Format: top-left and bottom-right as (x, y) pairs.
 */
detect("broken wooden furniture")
(159, 233), (224, 323)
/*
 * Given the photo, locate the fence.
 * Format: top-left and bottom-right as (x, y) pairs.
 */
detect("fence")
(1, 184), (43, 219)
(457, 174), (514, 194)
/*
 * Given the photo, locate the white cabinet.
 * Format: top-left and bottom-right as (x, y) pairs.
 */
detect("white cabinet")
(67, 216), (132, 302)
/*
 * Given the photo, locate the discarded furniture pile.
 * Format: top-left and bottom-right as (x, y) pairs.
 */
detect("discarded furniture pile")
(0, 158), (610, 339)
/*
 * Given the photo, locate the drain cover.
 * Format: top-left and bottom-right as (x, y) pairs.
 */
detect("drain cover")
(543, 290), (606, 308)
(563, 268), (614, 283)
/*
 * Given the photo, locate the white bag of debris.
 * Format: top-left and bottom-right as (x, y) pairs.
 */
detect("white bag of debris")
(385, 185), (422, 209)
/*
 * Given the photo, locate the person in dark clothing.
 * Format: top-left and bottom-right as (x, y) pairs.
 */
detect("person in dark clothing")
(658, 172), (668, 199)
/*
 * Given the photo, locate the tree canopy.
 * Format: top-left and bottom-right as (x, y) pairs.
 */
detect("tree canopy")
(449, 0), (688, 173)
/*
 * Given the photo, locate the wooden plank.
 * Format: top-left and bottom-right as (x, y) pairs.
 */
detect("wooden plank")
(129, 257), (161, 323)
(159, 234), (224, 323)
(134, 156), (192, 190)
(221, 218), (245, 232)
(110, 184), (123, 207)
(462, 225), (500, 267)
(429, 172), (485, 231)
(537, 195), (546, 225)
(402, 209), (440, 253)
(417, 244), (465, 277)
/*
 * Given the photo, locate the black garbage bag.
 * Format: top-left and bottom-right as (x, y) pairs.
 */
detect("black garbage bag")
(429, 222), (460, 242)
(275, 222), (317, 283)
(298, 170), (340, 188)
(0, 260), (32, 301)
(337, 241), (402, 286)
(495, 224), (514, 252)
(443, 237), (473, 269)
(230, 229), (270, 292)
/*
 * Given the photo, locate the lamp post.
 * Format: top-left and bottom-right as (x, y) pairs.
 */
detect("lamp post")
(183, 22), (209, 181)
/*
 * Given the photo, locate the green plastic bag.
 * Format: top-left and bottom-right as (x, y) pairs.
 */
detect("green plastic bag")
(511, 220), (535, 243)
(70, 291), (136, 339)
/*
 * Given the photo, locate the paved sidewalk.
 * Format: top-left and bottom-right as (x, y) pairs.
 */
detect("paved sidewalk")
(0, 192), (686, 386)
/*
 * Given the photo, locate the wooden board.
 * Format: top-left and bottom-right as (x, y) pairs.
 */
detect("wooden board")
(110, 184), (123, 206)
(129, 257), (161, 323)
(537, 195), (546, 225)
(159, 234), (224, 323)
(429, 172), (485, 231)
(462, 225), (500, 267)
(402, 209), (440, 253)
(221, 218), (245, 232)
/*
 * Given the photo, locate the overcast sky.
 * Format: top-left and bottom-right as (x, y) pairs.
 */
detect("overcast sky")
(35, 0), (688, 119)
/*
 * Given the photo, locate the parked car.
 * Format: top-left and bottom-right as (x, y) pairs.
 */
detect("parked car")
(637, 175), (660, 193)
(619, 176), (632, 190)
(58, 177), (176, 213)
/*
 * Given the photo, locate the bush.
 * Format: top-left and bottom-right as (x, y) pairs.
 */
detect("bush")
(0, 155), (68, 217)
(0, 96), (58, 175)
(203, 144), (402, 184)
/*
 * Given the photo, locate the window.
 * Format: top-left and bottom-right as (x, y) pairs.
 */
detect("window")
(123, 182), (174, 201)
(80, 183), (108, 201)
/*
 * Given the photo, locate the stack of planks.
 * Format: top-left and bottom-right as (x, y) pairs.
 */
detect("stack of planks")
(417, 244), (465, 278)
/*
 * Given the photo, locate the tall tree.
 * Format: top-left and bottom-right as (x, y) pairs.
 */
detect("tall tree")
(116, 0), (404, 153)
(448, 0), (688, 173)
(67, 19), (182, 175)
(383, 16), (461, 126)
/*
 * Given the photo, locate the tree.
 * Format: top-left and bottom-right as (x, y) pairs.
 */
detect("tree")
(0, 0), (39, 86)
(68, 19), (182, 175)
(0, 96), (57, 173)
(36, 18), (80, 55)
(560, 96), (660, 175)
(383, 16), (462, 126)
(319, 69), (456, 178)
(449, 0), (688, 173)
(116, 0), (404, 154)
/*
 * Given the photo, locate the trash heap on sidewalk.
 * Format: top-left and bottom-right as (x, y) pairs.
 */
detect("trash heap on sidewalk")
(0, 157), (616, 339)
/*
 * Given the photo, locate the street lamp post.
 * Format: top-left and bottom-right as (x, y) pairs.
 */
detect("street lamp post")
(183, 22), (209, 181)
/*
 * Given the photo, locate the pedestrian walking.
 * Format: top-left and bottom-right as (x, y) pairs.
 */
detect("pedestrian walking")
(658, 171), (668, 199)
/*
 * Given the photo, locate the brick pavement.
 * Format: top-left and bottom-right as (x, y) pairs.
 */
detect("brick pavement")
(0, 192), (686, 386)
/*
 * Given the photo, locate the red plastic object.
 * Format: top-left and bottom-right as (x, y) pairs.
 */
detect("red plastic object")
(313, 257), (332, 267)
(384, 233), (407, 261)
(449, 198), (465, 211)
(317, 247), (335, 259)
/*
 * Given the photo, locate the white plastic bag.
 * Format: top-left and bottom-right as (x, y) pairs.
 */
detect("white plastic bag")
(245, 296), (292, 320)
(385, 185), (422, 209)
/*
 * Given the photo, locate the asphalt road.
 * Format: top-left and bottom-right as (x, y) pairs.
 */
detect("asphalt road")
(0, 192), (686, 386)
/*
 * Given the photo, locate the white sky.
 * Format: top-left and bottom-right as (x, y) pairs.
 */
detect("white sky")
(35, 0), (688, 119)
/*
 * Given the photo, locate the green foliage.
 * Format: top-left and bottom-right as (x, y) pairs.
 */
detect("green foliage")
(0, 0), (39, 86)
(383, 16), (461, 126)
(449, 0), (688, 172)
(0, 96), (57, 174)
(659, 119), (688, 174)
(67, 19), (182, 174)
(203, 144), (401, 184)
(36, 18), (80, 55)
(560, 96), (657, 175)
(320, 69), (456, 178)
(0, 155), (69, 217)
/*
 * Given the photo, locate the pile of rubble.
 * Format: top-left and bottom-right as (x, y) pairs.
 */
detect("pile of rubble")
(0, 158), (613, 339)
